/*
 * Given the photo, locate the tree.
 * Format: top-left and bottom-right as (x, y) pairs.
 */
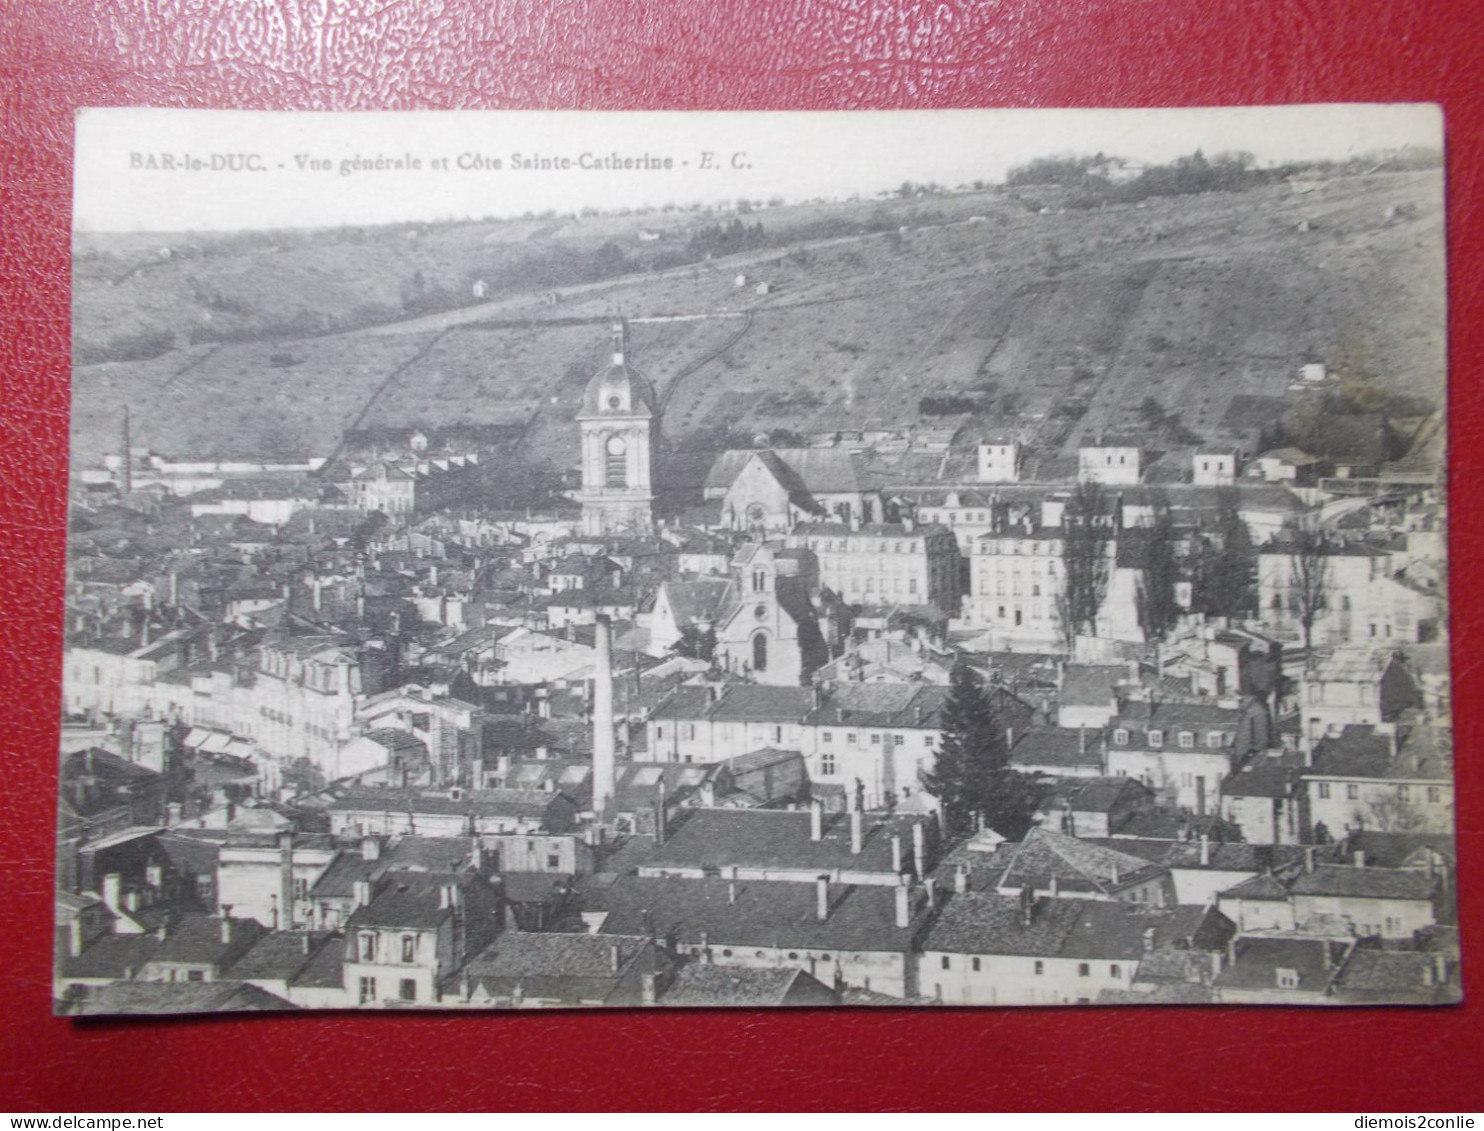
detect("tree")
(1057, 480), (1113, 649)
(671, 624), (716, 662)
(919, 661), (1040, 838)
(1136, 494), (1183, 643)
(1289, 528), (1332, 654)
(1194, 487), (1257, 621)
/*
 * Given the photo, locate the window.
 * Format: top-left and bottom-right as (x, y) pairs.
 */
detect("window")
(1034, 961), (1044, 976)
(1179, 732), (1194, 748)
(187, 970), (205, 983)
(1110, 964), (1122, 978)
(1148, 729), (1163, 748)
(894, 734), (905, 747)
(847, 733), (858, 745)
(752, 633), (768, 673)
(1276, 968), (1300, 990)
(656, 726), (664, 740)
(1346, 784), (1359, 800)
(820, 751), (836, 775)
(923, 736), (935, 749)
(1207, 732), (1224, 748)
(871, 733), (881, 746)
(1318, 783), (1331, 799)
(360, 933), (377, 961)
(1397, 784), (1411, 801)
(1113, 729), (1129, 746)
(1428, 786), (1443, 804)
(972, 957), (982, 973)
(399, 979), (417, 1002)
(822, 731), (833, 743)
(941, 956), (951, 970)
(401, 935), (416, 963)
(358, 976), (377, 1004)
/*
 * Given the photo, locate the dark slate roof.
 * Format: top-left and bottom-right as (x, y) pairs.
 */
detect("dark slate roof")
(661, 579), (731, 627)
(310, 850), (379, 898)
(1307, 724), (1453, 782)
(660, 964), (835, 1007)
(645, 808), (925, 875)
(586, 875), (929, 952)
(347, 882), (454, 931)
(1289, 865), (1437, 902)
(1332, 949), (1456, 1003)
(707, 685), (815, 724)
(706, 448), (873, 496)
(805, 684), (952, 729)
(358, 729), (430, 759)
(1214, 937), (1346, 994)
(150, 914), (266, 968)
(924, 893), (1215, 960)
(461, 931), (647, 979)
(997, 827), (1167, 897)
(1046, 776), (1151, 816)
(1217, 873), (1291, 902)
(1223, 752), (1305, 798)
(225, 931), (336, 982)
(1084, 838), (1309, 875)
(1345, 831), (1456, 870)
(1058, 664), (1126, 708)
(1010, 728), (1106, 771)
(1110, 700), (1244, 743)
(59, 980), (295, 1016)
(290, 935), (347, 989)
(326, 786), (570, 819)
(57, 931), (162, 980)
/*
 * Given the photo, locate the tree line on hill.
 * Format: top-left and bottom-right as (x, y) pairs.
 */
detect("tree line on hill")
(1006, 146), (1440, 211)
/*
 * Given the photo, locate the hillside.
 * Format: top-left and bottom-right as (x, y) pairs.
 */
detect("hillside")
(69, 170), (1446, 480)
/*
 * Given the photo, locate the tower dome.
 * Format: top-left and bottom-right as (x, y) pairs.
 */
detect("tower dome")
(579, 321), (658, 419)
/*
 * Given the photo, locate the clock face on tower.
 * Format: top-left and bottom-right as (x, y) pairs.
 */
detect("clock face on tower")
(606, 436), (627, 456)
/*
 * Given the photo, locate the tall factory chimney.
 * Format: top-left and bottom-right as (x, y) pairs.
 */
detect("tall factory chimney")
(592, 615), (618, 818)
(121, 405), (133, 496)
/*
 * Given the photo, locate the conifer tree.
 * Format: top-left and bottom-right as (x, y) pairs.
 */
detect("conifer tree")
(921, 660), (1042, 838)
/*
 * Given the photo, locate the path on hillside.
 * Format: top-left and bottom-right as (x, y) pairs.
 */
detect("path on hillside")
(659, 311), (755, 409)
(326, 329), (451, 466)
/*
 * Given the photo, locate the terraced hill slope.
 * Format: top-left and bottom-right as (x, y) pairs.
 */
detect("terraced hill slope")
(70, 170), (1444, 480)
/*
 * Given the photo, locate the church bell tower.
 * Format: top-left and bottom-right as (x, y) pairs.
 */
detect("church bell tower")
(573, 320), (660, 537)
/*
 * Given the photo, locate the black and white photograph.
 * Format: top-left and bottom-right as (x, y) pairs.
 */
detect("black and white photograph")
(56, 105), (1455, 1014)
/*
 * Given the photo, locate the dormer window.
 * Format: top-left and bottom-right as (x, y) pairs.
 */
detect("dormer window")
(1113, 728), (1129, 746)
(1148, 729), (1164, 748)
(1206, 731), (1225, 748)
(1276, 968), (1300, 990)
(1178, 731), (1194, 748)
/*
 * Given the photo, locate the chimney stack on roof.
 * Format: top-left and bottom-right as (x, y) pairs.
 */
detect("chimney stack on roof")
(810, 798), (824, 843)
(1304, 846), (1316, 874)
(912, 822), (928, 879)
(891, 834), (903, 874)
(954, 864), (969, 894)
(850, 809), (864, 855)
(220, 912), (233, 945)
(815, 874), (831, 921)
(895, 875), (912, 929)
(1199, 834), (1211, 867)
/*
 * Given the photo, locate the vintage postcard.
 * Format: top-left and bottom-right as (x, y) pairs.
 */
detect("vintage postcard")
(56, 106), (1454, 1014)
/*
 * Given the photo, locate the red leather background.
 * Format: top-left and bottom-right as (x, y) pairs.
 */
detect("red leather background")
(2, 0), (1481, 1113)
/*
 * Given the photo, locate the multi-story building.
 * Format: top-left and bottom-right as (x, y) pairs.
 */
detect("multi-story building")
(1104, 699), (1268, 814)
(1302, 723), (1454, 839)
(786, 519), (960, 614)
